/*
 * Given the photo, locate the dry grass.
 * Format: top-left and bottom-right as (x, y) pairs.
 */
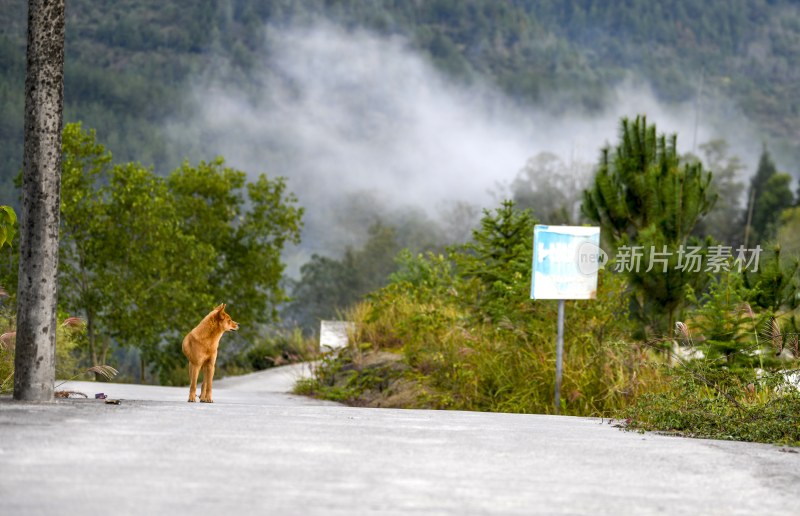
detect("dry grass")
(54, 390), (88, 398)
(54, 364), (119, 390)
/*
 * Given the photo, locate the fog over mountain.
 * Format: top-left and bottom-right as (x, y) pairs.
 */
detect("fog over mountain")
(169, 21), (760, 271)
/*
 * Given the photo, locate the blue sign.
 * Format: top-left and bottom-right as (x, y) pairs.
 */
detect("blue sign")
(531, 225), (602, 300)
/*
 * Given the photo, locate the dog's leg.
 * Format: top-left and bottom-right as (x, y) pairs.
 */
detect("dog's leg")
(188, 362), (200, 402)
(199, 362), (208, 401)
(200, 355), (216, 403)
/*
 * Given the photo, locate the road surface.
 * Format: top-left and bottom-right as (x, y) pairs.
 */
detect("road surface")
(0, 364), (798, 515)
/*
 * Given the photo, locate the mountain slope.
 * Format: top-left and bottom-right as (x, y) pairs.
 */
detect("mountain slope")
(1, 0), (798, 206)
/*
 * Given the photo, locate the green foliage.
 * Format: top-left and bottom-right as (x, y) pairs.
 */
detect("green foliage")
(0, 204), (16, 309)
(304, 200), (658, 416)
(0, 310), (14, 390)
(215, 327), (317, 378)
(287, 254), (360, 329)
(777, 207), (800, 264)
(451, 200), (536, 322)
(168, 158), (304, 332)
(56, 123), (302, 382)
(685, 268), (761, 370)
(0, 205), (16, 249)
(583, 116), (716, 335)
(286, 221), (403, 332)
(744, 244), (800, 313)
(625, 273), (800, 445)
(583, 116), (716, 245)
(0, 310), (85, 393)
(754, 179), (794, 244)
(299, 195), (800, 445)
(60, 123), (213, 376)
(744, 147), (796, 246)
(309, 266), (656, 415)
(389, 249), (458, 304)
(623, 353), (800, 445)
(294, 346), (407, 405)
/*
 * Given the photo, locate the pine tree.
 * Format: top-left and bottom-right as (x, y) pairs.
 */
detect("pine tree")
(582, 115), (716, 336)
(744, 147), (795, 246)
(452, 200), (536, 322)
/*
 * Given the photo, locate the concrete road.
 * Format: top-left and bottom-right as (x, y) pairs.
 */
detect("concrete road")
(1, 364), (798, 516)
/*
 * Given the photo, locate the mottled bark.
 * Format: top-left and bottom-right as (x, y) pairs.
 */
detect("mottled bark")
(14, 0), (65, 401)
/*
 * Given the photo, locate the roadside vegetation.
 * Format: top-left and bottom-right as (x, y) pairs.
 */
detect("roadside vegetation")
(297, 117), (800, 446)
(0, 123), (306, 388)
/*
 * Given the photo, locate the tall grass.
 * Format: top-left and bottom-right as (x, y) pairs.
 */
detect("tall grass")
(308, 270), (665, 416)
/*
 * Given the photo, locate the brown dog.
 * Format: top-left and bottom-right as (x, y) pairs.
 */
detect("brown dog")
(182, 303), (239, 403)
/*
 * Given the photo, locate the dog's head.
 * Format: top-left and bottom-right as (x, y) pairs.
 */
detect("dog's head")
(214, 303), (239, 332)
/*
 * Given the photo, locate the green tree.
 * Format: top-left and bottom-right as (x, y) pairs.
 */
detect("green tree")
(686, 268), (758, 370)
(59, 124), (303, 382)
(451, 200), (536, 322)
(60, 123), (216, 378)
(286, 221), (400, 333)
(777, 207), (800, 264)
(167, 158), (304, 336)
(744, 148), (795, 246)
(0, 205), (16, 304)
(99, 163), (217, 378)
(749, 147), (778, 208)
(744, 245), (800, 314)
(59, 122), (114, 369)
(582, 116), (716, 335)
(286, 253), (360, 331)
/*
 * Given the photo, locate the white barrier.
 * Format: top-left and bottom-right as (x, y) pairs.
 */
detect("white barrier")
(319, 320), (355, 351)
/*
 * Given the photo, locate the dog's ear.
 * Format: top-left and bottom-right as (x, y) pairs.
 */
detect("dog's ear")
(214, 303), (225, 312)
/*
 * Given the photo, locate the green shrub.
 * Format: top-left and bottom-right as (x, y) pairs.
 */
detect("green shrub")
(308, 240), (662, 415)
(623, 305), (800, 445)
(622, 363), (800, 445)
(218, 327), (318, 377)
(0, 309), (86, 393)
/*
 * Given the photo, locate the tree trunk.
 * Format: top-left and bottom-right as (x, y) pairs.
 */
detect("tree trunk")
(14, 0), (66, 402)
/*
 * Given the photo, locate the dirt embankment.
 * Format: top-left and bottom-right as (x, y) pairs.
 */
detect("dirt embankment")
(310, 350), (430, 408)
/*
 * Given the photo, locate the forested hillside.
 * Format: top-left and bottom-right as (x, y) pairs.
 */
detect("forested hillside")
(1, 0), (799, 207)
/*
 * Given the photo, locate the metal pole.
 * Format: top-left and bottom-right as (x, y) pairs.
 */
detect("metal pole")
(555, 299), (565, 415)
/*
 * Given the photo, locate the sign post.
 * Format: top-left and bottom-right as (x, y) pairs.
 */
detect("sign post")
(555, 298), (565, 412)
(531, 225), (602, 414)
